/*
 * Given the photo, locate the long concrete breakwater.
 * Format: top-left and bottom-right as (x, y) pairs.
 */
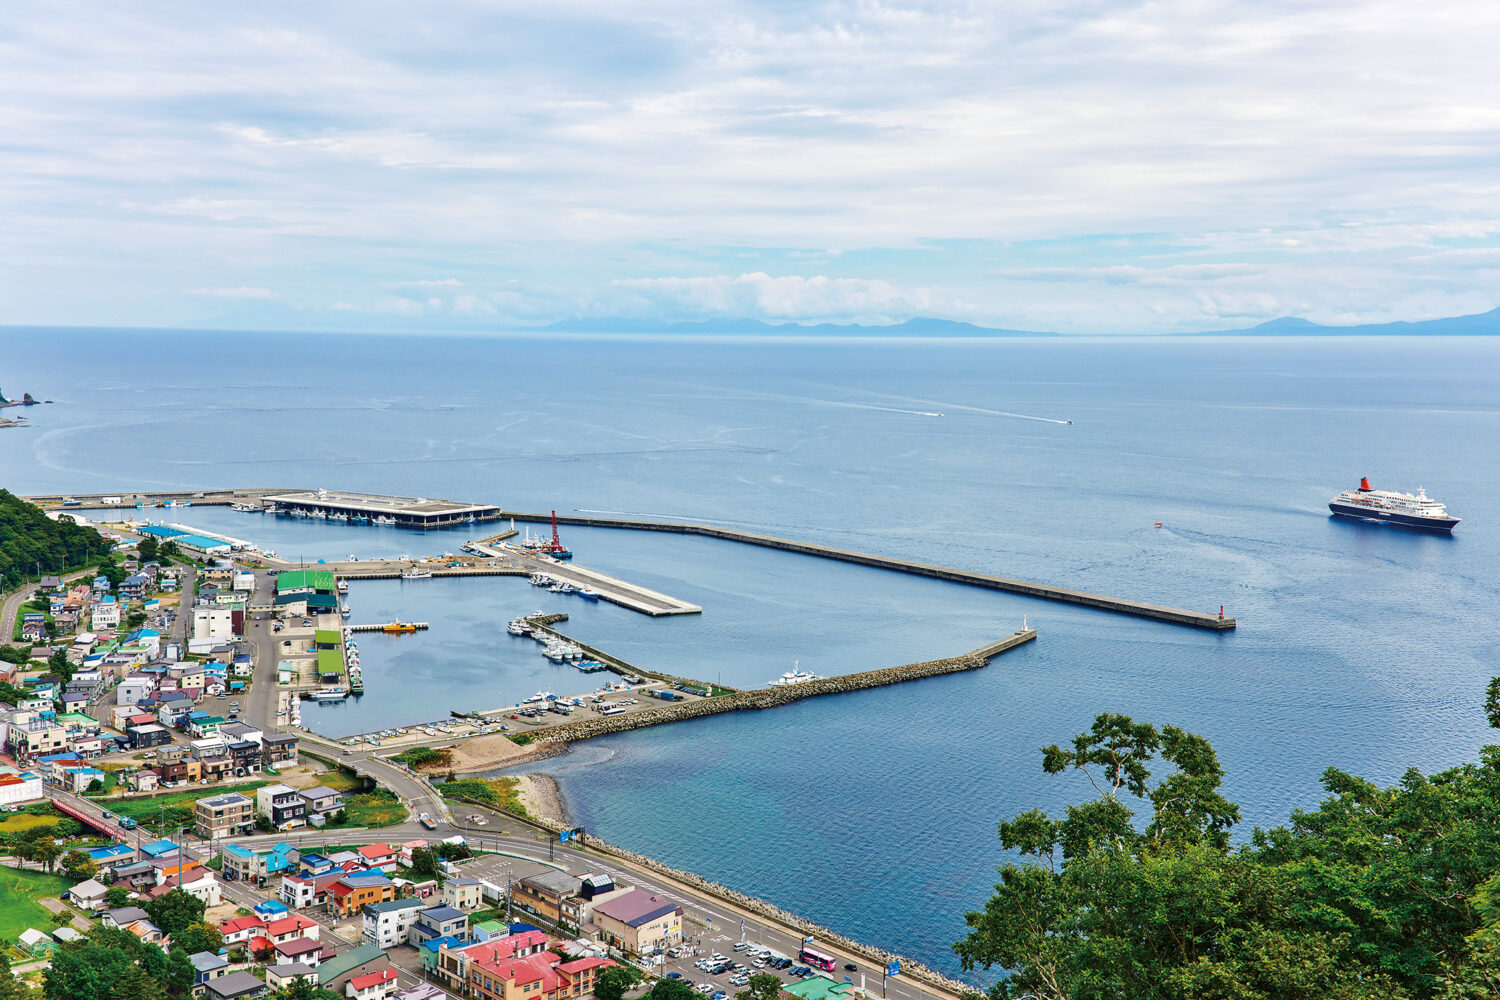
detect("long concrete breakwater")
(466, 630), (1036, 757)
(504, 510), (1236, 630)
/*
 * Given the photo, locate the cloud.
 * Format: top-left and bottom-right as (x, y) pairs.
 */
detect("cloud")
(185, 286), (279, 299)
(999, 264), (1265, 285)
(386, 278), (463, 288)
(608, 272), (938, 322)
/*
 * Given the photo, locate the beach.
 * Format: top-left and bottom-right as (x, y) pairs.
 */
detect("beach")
(515, 773), (567, 825)
(443, 732), (567, 775)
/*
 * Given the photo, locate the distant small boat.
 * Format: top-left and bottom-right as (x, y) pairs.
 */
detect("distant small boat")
(1154, 522), (1162, 528)
(769, 661), (821, 687)
(340, 604), (351, 617)
(401, 567), (432, 580)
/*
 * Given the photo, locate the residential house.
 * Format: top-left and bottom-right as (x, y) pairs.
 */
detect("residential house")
(68, 878), (110, 911)
(226, 740), (262, 776)
(101, 906), (151, 930)
(91, 598), (120, 632)
(220, 721), (262, 745)
(362, 898), (425, 949)
(346, 968), (400, 1000)
(264, 914), (321, 945)
(8, 717), (68, 760)
(197, 754), (234, 783)
(355, 843), (396, 872)
(86, 844), (137, 867)
(262, 732), (297, 765)
(265, 966), (319, 992)
(109, 861), (158, 890)
(127, 723), (172, 748)
(280, 869), (350, 909)
(330, 872), (395, 917)
(119, 573), (150, 601)
(443, 876), (484, 913)
(147, 868), (220, 907)
(256, 784), (306, 830)
(410, 906), (469, 947)
(301, 786), (346, 819)
(272, 937), (324, 968)
(195, 792), (255, 838)
(589, 890), (683, 957)
(218, 914), (266, 946)
(205, 970), (270, 1000)
(190, 951), (231, 994)
(315, 944), (392, 996)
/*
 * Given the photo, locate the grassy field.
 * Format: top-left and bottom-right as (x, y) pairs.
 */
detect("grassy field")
(341, 790), (406, 828)
(112, 780), (270, 834)
(438, 777), (529, 818)
(0, 814), (63, 836)
(0, 867), (71, 945)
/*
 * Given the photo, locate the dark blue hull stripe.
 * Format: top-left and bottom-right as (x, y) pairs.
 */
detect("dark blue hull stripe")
(1329, 503), (1458, 532)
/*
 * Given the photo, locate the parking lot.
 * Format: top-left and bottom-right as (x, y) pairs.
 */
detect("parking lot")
(654, 934), (862, 998)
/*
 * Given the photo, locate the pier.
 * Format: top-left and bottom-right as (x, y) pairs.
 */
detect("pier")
(347, 621), (431, 633)
(501, 512), (1236, 630)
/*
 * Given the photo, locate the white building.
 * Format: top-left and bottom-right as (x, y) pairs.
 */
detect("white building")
(91, 599), (120, 631)
(361, 898), (425, 948)
(233, 572), (256, 593)
(0, 766), (44, 807)
(192, 606), (235, 641)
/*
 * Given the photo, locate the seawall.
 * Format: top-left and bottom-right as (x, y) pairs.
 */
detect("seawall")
(494, 630), (1036, 750)
(503, 510), (1236, 630)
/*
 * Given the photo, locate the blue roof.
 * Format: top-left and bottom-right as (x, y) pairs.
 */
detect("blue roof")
(341, 872), (392, 887)
(223, 845), (256, 859)
(254, 900), (289, 916)
(138, 526), (187, 538)
(419, 935), (466, 956)
(173, 534), (231, 550)
(87, 845), (134, 861)
(141, 839), (179, 857)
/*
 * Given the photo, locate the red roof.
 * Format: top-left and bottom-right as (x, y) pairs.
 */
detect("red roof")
(557, 957), (614, 975)
(220, 915), (265, 934)
(472, 952), (562, 992)
(349, 969), (400, 991)
(267, 914), (317, 936)
(459, 930), (548, 964)
(357, 843), (394, 859)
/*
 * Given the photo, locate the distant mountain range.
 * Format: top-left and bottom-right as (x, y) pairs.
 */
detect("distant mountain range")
(546, 307), (1500, 337)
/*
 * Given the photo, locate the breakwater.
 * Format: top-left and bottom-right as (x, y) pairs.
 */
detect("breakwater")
(503, 510), (1236, 630)
(482, 630), (1036, 749)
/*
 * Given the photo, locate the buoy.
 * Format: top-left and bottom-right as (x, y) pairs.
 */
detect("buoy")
(1154, 522), (1163, 527)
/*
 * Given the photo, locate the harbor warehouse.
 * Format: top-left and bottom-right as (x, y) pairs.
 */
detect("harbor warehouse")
(260, 490), (499, 529)
(590, 890), (683, 955)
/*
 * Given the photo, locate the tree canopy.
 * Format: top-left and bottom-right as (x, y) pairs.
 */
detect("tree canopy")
(0, 490), (113, 590)
(957, 697), (1500, 1000)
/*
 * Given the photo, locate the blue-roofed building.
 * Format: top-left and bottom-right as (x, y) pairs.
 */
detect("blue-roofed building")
(87, 844), (137, 865)
(140, 839), (179, 859)
(119, 574), (150, 600)
(254, 899), (290, 919)
(92, 577), (110, 593)
(416, 935), (467, 971)
(410, 906), (468, 946)
(138, 526), (188, 538)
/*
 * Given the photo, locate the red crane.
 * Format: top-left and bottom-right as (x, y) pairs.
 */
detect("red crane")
(549, 510), (573, 559)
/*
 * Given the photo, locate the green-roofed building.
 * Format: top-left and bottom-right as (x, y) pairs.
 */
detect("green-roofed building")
(314, 629), (342, 649)
(276, 570), (336, 595)
(783, 977), (858, 1000)
(316, 649), (344, 675)
(316, 943), (389, 989)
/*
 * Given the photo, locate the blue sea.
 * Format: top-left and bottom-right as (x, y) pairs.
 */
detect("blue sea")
(4, 328), (1499, 979)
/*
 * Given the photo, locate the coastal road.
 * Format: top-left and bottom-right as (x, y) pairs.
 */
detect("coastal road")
(1, 581), (38, 643)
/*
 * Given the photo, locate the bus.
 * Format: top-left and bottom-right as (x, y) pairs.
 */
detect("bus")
(798, 947), (836, 972)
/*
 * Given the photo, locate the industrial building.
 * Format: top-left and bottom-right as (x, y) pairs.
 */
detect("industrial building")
(259, 489), (500, 529)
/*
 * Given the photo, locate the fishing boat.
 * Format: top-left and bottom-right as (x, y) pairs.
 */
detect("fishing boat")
(768, 661), (821, 687)
(578, 588), (599, 602)
(337, 579), (349, 593)
(383, 621), (418, 634)
(401, 567), (433, 580)
(304, 687), (348, 701)
(340, 604), (351, 617)
(373, 515), (396, 525)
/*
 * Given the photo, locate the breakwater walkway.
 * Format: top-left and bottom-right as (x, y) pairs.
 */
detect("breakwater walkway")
(502, 511), (1236, 630)
(499, 629), (1038, 749)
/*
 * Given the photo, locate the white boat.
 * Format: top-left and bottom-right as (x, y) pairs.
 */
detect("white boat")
(507, 621), (527, 635)
(305, 688), (348, 701)
(578, 588), (600, 602)
(374, 515), (396, 525)
(337, 580), (349, 593)
(340, 604), (351, 617)
(769, 661), (821, 687)
(401, 567), (433, 580)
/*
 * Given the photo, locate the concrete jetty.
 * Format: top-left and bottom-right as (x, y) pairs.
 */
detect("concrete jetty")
(502, 511), (1236, 630)
(347, 621), (430, 633)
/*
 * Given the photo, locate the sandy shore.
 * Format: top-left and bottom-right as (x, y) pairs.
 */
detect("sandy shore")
(441, 732), (568, 775)
(515, 773), (568, 825)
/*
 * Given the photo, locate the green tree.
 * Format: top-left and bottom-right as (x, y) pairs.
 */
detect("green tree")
(594, 965), (641, 1000)
(167, 922), (222, 957)
(85, 778), (104, 794)
(0, 952), (39, 1000)
(61, 850), (98, 882)
(32, 837), (63, 873)
(136, 537), (158, 563)
(108, 966), (161, 1000)
(275, 976), (340, 1000)
(126, 611), (146, 629)
(105, 886), (132, 908)
(408, 846), (440, 879)
(647, 979), (700, 1000)
(142, 889), (206, 937)
(734, 973), (783, 1000)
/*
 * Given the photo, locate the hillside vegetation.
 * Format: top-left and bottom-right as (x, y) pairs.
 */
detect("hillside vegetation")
(0, 490), (113, 590)
(956, 683), (1500, 1000)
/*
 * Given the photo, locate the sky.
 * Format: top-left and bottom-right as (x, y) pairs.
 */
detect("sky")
(3, 1), (1500, 334)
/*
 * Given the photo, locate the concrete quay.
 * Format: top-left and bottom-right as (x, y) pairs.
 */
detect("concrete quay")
(503, 511), (1237, 630)
(346, 621), (430, 633)
(509, 550), (702, 616)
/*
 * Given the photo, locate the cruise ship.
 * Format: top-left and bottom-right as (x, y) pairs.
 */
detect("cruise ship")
(1328, 478), (1460, 532)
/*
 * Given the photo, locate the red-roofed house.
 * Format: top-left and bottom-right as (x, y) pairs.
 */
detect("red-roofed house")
(346, 968), (399, 1000)
(467, 950), (616, 1000)
(399, 840), (428, 865)
(219, 915), (265, 945)
(266, 914), (320, 944)
(435, 930), (550, 991)
(356, 843), (398, 872)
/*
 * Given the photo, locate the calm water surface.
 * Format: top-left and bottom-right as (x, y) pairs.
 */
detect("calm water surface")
(3, 329), (1498, 976)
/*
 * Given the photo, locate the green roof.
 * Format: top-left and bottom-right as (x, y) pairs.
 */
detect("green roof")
(303, 594), (338, 609)
(276, 570), (336, 593)
(314, 629), (342, 646)
(317, 944), (386, 986)
(783, 978), (857, 1000)
(316, 649), (344, 673)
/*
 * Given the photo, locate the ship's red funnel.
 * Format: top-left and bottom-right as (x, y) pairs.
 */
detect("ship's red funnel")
(1359, 477), (1371, 491)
